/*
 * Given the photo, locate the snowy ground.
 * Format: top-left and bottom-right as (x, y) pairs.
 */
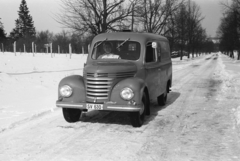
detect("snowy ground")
(0, 51), (240, 160)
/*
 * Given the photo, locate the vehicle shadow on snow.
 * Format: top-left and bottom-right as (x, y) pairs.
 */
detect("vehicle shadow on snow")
(78, 91), (181, 127)
(143, 91), (181, 125)
(80, 110), (132, 126)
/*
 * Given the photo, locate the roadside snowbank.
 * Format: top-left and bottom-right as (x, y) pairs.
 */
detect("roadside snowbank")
(218, 53), (240, 133)
(214, 53), (233, 93)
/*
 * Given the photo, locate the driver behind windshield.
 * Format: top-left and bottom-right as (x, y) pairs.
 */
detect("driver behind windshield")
(103, 42), (112, 54)
(98, 42), (120, 59)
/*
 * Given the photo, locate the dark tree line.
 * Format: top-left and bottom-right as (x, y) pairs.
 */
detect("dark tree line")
(0, 0), (215, 57)
(34, 30), (89, 53)
(3, 29), (89, 53)
(218, 0), (240, 60)
(166, 0), (214, 60)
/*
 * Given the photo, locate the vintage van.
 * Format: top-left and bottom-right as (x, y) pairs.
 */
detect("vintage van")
(56, 32), (172, 127)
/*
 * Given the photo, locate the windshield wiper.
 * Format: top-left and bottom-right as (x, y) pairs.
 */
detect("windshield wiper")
(116, 38), (130, 49)
(94, 38), (108, 49)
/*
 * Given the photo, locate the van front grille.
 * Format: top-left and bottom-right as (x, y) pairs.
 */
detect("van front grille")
(86, 71), (135, 102)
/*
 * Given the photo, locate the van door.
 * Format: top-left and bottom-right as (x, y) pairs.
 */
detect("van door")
(158, 41), (171, 93)
(144, 42), (161, 102)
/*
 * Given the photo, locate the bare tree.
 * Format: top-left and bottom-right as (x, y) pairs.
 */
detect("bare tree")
(171, 0), (207, 59)
(175, 3), (188, 60)
(135, 0), (183, 34)
(56, 0), (135, 35)
(186, 0), (204, 58)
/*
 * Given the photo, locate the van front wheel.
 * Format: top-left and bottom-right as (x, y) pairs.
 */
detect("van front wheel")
(130, 93), (147, 127)
(62, 108), (82, 123)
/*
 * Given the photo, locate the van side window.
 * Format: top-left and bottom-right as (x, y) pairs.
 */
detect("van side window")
(145, 42), (156, 63)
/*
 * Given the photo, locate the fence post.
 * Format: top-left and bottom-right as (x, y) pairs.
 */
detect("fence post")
(1, 43), (4, 53)
(69, 43), (72, 59)
(46, 44), (49, 53)
(13, 41), (16, 56)
(82, 46), (84, 54)
(32, 42), (35, 57)
(88, 44), (90, 54)
(50, 43), (53, 58)
(58, 45), (60, 54)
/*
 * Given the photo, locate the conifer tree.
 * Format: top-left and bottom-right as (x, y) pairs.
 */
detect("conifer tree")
(0, 18), (6, 41)
(10, 0), (36, 40)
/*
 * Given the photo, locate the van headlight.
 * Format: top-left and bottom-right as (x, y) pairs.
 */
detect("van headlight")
(59, 85), (73, 97)
(120, 87), (134, 100)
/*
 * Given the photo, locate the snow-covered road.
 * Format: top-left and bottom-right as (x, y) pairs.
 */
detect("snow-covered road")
(0, 52), (240, 161)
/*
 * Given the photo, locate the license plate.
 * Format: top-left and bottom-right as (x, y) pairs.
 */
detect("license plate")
(86, 104), (103, 110)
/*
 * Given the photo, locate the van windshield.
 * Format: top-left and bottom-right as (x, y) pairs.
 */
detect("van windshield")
(92, 40), (140, 60)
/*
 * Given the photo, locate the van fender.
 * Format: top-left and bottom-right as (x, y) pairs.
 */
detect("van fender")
(58, 75), (86, 103)
(110, 77), (146, 104)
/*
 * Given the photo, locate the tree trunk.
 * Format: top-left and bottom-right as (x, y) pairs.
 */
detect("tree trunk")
(238, 50), (240, 60)
(180, 41), (183, 60)
(102, 0), (107, 33)
(231, 50), (234, 58)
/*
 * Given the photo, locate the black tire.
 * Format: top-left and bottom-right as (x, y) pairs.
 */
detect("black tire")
(62, 108), (82, 123)
(158, 87), (168, 106)
(130, 93), (147, 127)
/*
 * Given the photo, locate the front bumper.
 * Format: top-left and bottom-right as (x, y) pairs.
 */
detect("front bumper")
(56, 101), (142, 112)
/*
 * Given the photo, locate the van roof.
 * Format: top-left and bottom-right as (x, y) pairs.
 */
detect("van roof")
(92, 32), (168, 44)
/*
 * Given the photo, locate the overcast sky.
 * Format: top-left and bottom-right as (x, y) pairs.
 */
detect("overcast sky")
(0, 0), (225, 37)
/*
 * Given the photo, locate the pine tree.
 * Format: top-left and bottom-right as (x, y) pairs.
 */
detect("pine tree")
(0, 18), (6, 41)
(10, 19), (21, 39)
(10, 0), (36, 40)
